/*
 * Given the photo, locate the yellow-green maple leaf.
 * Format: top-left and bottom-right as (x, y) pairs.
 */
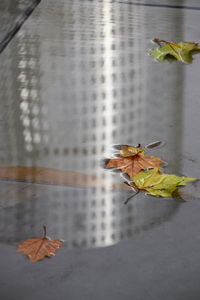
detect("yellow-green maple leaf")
(132, 168), (196, 197)
(150, 39), (200, 63)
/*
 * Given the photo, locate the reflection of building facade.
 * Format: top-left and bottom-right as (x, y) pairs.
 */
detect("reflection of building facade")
(0, 1), (183, 247)
(0, 0), (41, 53)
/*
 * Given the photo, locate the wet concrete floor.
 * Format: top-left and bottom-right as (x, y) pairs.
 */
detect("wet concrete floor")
(0, 0), (200, 299)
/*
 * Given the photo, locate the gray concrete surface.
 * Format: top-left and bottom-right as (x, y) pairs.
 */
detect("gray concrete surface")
(0, 0), (200, 299)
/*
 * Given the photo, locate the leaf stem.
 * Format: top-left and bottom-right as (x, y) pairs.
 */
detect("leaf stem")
(43, 225), (47, 238)
(153, 38), (168, 45)
(124, 189), (140, 205)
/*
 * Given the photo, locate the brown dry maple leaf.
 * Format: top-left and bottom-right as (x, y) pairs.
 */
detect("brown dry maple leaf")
(16, 226), (63, 263)
(104, 145), (163, 178)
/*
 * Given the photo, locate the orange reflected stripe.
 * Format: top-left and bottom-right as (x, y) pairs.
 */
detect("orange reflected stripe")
(0, 166), (128, 190)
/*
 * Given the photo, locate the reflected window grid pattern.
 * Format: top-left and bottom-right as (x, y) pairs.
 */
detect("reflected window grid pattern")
(0, 1), (183, 248)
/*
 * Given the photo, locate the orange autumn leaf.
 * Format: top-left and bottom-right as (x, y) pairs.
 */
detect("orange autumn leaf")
(16, 226), (63, 263)
(104, 145), (163, 178)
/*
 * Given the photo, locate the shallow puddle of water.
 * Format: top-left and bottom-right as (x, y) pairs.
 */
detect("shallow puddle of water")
(0, 167), (181, 248)
(0, 0), (41, 53)
(0, 0), (200, 252)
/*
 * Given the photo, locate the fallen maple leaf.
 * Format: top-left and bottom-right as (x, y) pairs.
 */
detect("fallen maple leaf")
(104, 145), (163, 178)
(16, 226), (63, 263)
(131, 168), (196, 197)
(149, 39), (200, 63)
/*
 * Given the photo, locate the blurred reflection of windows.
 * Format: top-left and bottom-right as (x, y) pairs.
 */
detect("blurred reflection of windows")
(0, 0), (184, 248)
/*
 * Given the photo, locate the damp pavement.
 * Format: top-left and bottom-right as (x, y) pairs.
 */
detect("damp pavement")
(0, 0), (200, 299)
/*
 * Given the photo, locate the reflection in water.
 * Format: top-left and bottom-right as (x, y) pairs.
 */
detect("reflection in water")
(0, 0), (41, 54)
(0, 181), (180, 248)
(0, 1), (185, 248)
